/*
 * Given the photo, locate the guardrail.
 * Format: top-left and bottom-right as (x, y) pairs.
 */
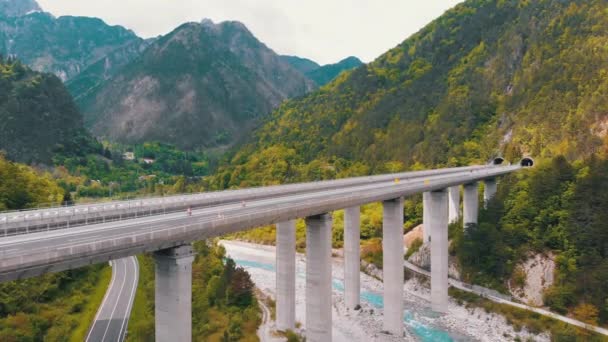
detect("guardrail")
(0, 164), (524, 282)
(0, 164), (498, 237)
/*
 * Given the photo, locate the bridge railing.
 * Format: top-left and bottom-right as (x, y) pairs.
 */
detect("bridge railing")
(0, 164), (497, 237)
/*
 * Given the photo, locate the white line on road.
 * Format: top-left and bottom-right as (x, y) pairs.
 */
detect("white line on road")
(101, 259), (128, 341)
(86, 260), (117, 342)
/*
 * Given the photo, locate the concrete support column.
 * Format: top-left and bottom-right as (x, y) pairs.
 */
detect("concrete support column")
(463, 182), (479, 231)
(448, 186), (460, 223)
(422, 192), (431, 244)
(430, 190), (449, 313)
(344, 206), (361, 310)
(306, 213), (332, 342)
(484, 178), (497, 207)
(276, 220), (296, 331)
(382, 198), (404, 336)
(154, 244), (195, 342)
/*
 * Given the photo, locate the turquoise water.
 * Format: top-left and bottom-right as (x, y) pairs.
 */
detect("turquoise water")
(233, 258), (454, 342)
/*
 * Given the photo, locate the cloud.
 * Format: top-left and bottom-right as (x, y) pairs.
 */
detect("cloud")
(36, 0), (463, 65)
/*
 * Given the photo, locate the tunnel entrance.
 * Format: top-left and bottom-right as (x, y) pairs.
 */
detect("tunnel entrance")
(492, 157), (505, 165)
(521, 157), (534, 167)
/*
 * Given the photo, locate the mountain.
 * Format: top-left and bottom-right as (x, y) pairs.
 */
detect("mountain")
(306, 56), (363, 86)
(282, 55), (363, 86)
(218, 0), (608, 186)
(0, 57), (97, 164)
(212, 0), (608, 329)
(79, 19), (316, 150)
(0, 0), (40, 17)
(0, 1), (146, 84)
(280, 55), (320, 74)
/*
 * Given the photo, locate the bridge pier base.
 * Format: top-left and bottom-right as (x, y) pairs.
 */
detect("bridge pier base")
(382, 198), (404, 336)
(344, 206), (361, 310)
(463, 182), (479, 231)
(276, 220), (296, 331)
(306, 213), (332, 342)
(430, 190), (449, 313)
(154, 244), (195, 342)
(422, 192), (431, 244)
(448, 186), (460, 223)
(484, 178), (497, 207)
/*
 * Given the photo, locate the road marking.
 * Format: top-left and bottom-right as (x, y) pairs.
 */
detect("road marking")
(118, 256), (139, 341)
(101, 259), (128, 341)
(86, 260), (117, 342)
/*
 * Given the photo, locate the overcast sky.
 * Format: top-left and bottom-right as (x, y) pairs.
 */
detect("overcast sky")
(36, 0), (463, 65)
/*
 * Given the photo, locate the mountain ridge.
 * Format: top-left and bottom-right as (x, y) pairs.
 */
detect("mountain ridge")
(0, 0), (40, 17)
(78, 19), (316, 149)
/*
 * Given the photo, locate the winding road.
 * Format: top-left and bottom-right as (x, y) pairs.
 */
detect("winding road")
(86, 256), (139, 342)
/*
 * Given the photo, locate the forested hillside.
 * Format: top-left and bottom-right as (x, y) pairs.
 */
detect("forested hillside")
(0, 154), (65, 210)
(212, 0), (608, 329)
(215, 0), (608, 187)
(0, 57), (98, 164)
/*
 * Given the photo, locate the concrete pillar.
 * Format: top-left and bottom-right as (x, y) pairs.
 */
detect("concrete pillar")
(154, 244), (195, 342)
(422, 192), (431, 244)
(430, 190), (449, 313)
(276, 220), (296, 331)
(484, 178), (497, 207)
(306, 213), (332, 342)
(448, 186), (460, 223)
(463, 182), (479, 231)
(382, 198), (404, 336)
(344, 206), (360, 310)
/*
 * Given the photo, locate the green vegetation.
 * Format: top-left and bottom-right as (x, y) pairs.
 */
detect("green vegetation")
(211, 0), (608, 330)
(0, 154), (65, 210)
(449, 288), (607, 341)
(405, 238), (423, 259)
(454, 156), (608, 325)
(0, 56), (99, 164)
(213, 0), (608, 188)
(53, 141), (213, 201)
(127, 241), (260, 341)
(0, 264), (110, 341)
(69, 266), (112, 342)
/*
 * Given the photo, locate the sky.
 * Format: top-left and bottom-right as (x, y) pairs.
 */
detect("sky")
(36, 0), (463, 65)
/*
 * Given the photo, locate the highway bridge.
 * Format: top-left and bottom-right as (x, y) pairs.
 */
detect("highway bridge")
(0, 158), (532, 341)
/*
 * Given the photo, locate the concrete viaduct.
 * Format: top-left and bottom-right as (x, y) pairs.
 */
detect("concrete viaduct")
(0, 158), (532, 341)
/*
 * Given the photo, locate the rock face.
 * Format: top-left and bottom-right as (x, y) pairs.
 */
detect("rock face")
(508, 253), (555, 307)
(0, 3), (145, 83)
(80, 20), (316, 149)
(403, 224), (424, 248)
(407, 237), (461, 280)
(0, 0), (40, 17)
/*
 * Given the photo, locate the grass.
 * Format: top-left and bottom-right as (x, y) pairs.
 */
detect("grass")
(69, 265), (113, 341)
(125, 255), (155, 341)
(449, 288), (608, 341)
(405, 237), (423, 259)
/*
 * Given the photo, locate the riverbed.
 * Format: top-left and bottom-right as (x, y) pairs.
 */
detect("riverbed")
(220, 240), (547, 342)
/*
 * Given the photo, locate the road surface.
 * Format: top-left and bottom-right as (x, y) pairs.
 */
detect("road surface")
(86, 256), (139, 342)
(0, 165), (521, 282)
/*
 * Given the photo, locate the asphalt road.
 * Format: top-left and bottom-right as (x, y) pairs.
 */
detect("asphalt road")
(0, 165), (492, 233)
(86, 256), (139, 342)
(0, 165), (521, 282)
